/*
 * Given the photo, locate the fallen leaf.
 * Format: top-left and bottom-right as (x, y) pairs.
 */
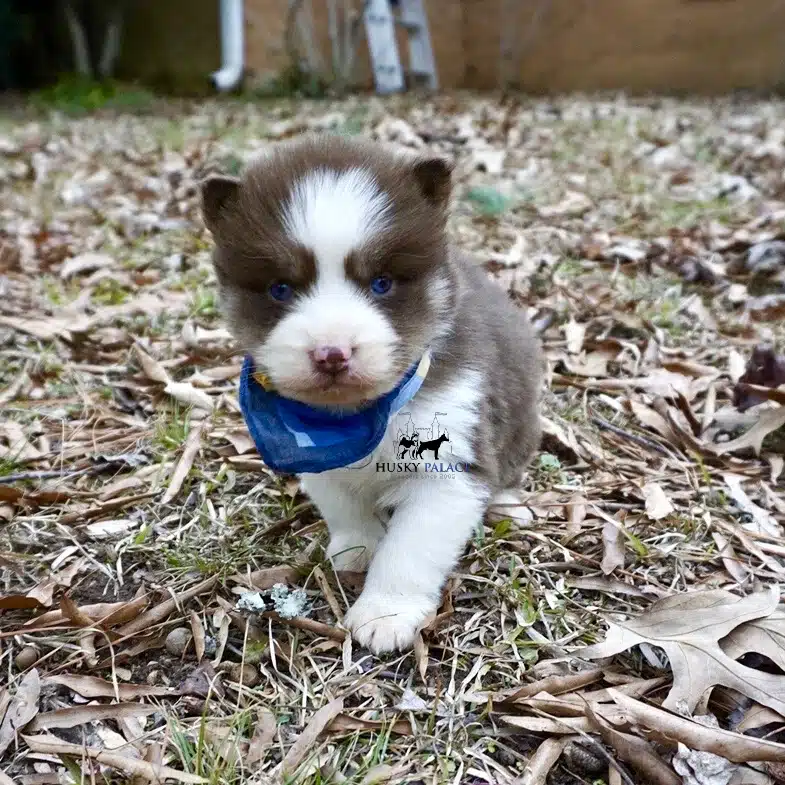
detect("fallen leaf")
(84, 518), (138, 539)
(161, 419), (204, 505)
(44, 674), (174, 700)
(0, 595), (43, 611)
(132, 344), (170, 384)
(496, 667), (604, 703)
(501, 715), (600, 734)
(673, 741), (738, 785)
(579, 587), (785, 714)
(231, 566), (300, 590)
(715, 408), (785, 458)
(723, 474), (782, 537)
(643, 482), (675, 520)
(713, 533), (751, 585)
(359, 764), (412, 785)
(564, 493), (588, 540)
(23, 735), (206, 783)
(247, 707), (277, 767)
(0, 669), (40, 756)
(164, 380), (214, 411)
(395, 688), (429, 711)
(737, 704), (785, 733)
(518, 737), (569, 785)
(586, 702), (680, 785)
(328, 714), (412, 735)
(190, 611), (206, 662)
(601, 517), (625, 575)
(29, 702), (159, 731)
(722, 606), (785, 670)
(564, 319), (586, 354)
(609, 690), (785, 763)
(282, 697), (344, 775)
(60, 252), (113, 279)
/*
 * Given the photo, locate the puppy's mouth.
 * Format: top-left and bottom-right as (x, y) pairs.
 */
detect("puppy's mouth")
(283, 369), (389, 408)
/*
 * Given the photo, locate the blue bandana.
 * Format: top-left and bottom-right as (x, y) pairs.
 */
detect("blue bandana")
(238, 353), (431, 475)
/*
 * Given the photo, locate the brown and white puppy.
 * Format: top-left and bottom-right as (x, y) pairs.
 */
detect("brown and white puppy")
(202, 135), (542, 653)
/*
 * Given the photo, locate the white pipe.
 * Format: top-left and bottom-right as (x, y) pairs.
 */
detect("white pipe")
(212, 0), (245, 91)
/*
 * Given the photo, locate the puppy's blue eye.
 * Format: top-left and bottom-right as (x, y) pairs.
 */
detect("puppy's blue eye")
(370, 276), (393, 296)
(269, 282), (293, 302)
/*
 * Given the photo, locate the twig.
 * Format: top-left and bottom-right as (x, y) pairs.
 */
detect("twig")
(0, 467), (93, 484)
(262, 611), (347, 641)
(591, 415), (675, 458)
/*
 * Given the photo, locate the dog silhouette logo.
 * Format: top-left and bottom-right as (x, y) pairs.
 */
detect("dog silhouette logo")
(393, 412), (451, 460)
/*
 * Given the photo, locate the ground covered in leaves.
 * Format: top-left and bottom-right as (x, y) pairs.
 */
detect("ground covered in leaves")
(1, 93), (785, 785)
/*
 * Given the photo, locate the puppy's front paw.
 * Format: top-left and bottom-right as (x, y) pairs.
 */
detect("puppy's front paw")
(343, 593), (435, 654)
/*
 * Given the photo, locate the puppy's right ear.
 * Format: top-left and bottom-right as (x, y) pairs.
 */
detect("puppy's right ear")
(200, 175), (241, 231)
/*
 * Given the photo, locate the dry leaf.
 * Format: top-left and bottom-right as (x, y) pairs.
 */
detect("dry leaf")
(29, 702), (159, 731)
(723, 475), (782, 537)
(247, 707), (277, 767)
(190, 611), (206, 662)
(579, 587), (785, 714)
(673, 741), (738, 785)
(601, 517), (625, 575)
(564, 319), (586, 354)
(44, 674), (174, 700)
(643, 482), (675, 520)
(713, 533), (751, 585)
(281, 697), (344, 775)
(496, 667), (604, 702)
(231, 566), (300, 590)
(328, 714), (412, 736)
(84, 518), (138, 539)
(722, 606), (785, 669)
(0, 595), (43, 611)
(519, 737), (569, 785)
(737, 704), (785, 733)
(23, 735), (207, 783)
(716, 409), (785, 457)
(164, 381), (214, 411)
(60, 252), (113, 279)
(586, 702), (681, 785)
(133, 344), (170, 384)
(0, 669), (40, 756)
(564, 493), (588, 540)
(609, 690), (785, 763)
(161, 419), (204, 505)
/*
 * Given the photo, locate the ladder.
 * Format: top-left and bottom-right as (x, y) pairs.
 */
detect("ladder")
(363, 0), (438, 94)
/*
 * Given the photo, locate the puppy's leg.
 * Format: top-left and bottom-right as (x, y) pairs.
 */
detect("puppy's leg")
(344, 476), (487, 653)
(301, 475), (385, 572)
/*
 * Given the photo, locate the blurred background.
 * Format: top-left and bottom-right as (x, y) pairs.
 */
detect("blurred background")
(2, 0), (785, 104)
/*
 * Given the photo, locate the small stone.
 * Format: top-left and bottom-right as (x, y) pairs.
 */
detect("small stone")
(165, 627), (192, 657)
(227, 663), (260, 687)
(15, 646), (39, 670)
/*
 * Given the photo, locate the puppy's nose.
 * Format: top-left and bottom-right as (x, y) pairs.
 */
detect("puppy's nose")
(310, 346), (352, 374)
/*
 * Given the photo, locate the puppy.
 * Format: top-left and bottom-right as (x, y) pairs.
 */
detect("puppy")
(201, 135), (542, 653)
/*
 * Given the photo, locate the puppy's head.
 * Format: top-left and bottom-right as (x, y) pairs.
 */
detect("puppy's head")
(201, 135), (456, 407)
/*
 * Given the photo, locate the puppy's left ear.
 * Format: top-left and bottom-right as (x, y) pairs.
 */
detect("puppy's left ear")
(412, 158), (452, 207)
(200, 175), (241, 231)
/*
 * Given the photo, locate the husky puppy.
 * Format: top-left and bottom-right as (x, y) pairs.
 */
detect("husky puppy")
(201, 135), (542, 653)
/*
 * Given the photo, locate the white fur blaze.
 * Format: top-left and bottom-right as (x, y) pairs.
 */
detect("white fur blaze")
(282, 167), (391, 279)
